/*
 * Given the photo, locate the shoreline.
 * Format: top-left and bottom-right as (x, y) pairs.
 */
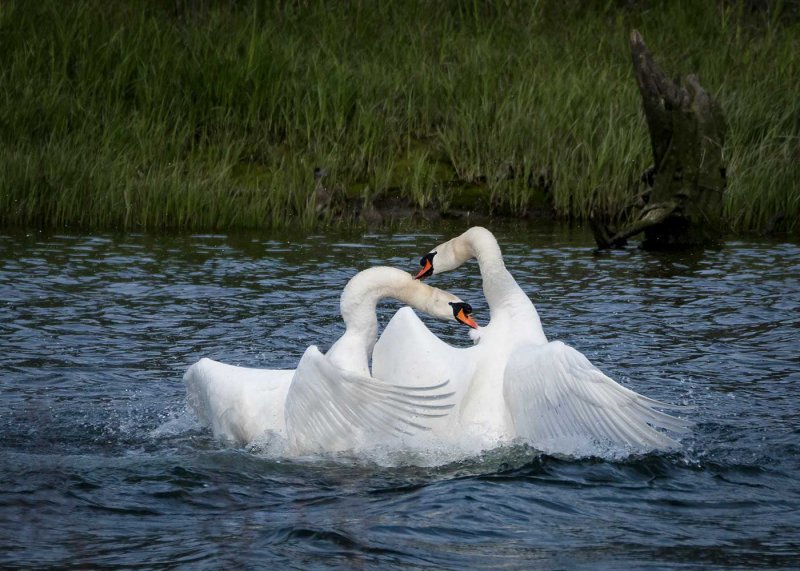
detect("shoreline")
(1, 2), (797, 234)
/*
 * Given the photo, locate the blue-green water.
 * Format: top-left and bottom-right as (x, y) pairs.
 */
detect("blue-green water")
(1, 224), (798, 569)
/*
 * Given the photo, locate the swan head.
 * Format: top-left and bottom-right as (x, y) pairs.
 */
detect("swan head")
(415, 251), (438, 279)
(409, 278), (479, 328)
(414, 227), (497, 280)
(414, 232), (480, 279)
(449, 301), (478, 329)
(414, 244), (463, 278)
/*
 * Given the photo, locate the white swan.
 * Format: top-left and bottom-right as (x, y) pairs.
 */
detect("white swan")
(184, 266), (477, 453)
(372, 227), (690, 456)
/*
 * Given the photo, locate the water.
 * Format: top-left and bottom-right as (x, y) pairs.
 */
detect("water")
(1, 224), (798, 569)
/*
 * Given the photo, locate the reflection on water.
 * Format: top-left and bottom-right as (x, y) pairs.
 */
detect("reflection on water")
(1, 223), (799, 569)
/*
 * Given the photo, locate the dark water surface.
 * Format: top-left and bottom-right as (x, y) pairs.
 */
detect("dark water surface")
(1, 224), (798, 569)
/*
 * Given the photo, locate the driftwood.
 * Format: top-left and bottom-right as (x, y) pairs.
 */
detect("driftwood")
(592, 30), (727, 250)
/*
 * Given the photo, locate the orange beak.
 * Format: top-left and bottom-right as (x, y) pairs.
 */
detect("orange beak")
(414, 259), (433, 280)
(456, 308), (479, 329)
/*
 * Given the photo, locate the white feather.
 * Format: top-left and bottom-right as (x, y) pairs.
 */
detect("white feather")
(373, 227), (691, 455)
(184, 267), (463, 451)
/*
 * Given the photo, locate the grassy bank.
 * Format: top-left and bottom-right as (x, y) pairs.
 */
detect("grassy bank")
(0, 1), (798, 232)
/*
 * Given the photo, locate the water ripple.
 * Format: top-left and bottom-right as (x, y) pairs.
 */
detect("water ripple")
(1, 226), (799, 569)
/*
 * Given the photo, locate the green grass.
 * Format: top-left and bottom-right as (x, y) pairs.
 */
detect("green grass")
(0, 1), (798, 232)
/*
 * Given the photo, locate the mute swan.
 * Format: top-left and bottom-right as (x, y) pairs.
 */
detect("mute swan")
(184, 266), (478, 453)
(372, 227), (690, 455)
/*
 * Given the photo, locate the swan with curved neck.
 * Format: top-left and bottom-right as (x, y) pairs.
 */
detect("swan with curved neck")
(416, 226), (546, 346)
(184, 266), (476, 453)
(372, 227), (691, 455)
(326, 266), (476, 376)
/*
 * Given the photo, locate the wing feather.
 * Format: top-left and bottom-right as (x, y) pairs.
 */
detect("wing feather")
(285, 346), (455, 453)
(504, 341), (691, 454)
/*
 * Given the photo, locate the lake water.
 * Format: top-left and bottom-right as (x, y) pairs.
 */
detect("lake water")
(1, 223), (798, 569)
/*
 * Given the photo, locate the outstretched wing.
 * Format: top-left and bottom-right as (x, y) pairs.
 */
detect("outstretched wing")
(504, 341), (692, 455)
(285, 346), (455, 454)
(184, 358), (294, 444)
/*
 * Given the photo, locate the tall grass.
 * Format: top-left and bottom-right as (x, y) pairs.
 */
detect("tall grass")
(0, 1), (797, 232)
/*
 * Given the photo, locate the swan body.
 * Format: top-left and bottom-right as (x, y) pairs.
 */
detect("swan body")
(184, 266), (473, 453)
(373, 227), (691, 455)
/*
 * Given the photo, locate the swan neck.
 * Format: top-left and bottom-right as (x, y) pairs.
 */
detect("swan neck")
(330, 267), (433, 372)
(457, 228), (513, 302)
(453, 227), (505, 271)
(459, 229), (543, 343)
